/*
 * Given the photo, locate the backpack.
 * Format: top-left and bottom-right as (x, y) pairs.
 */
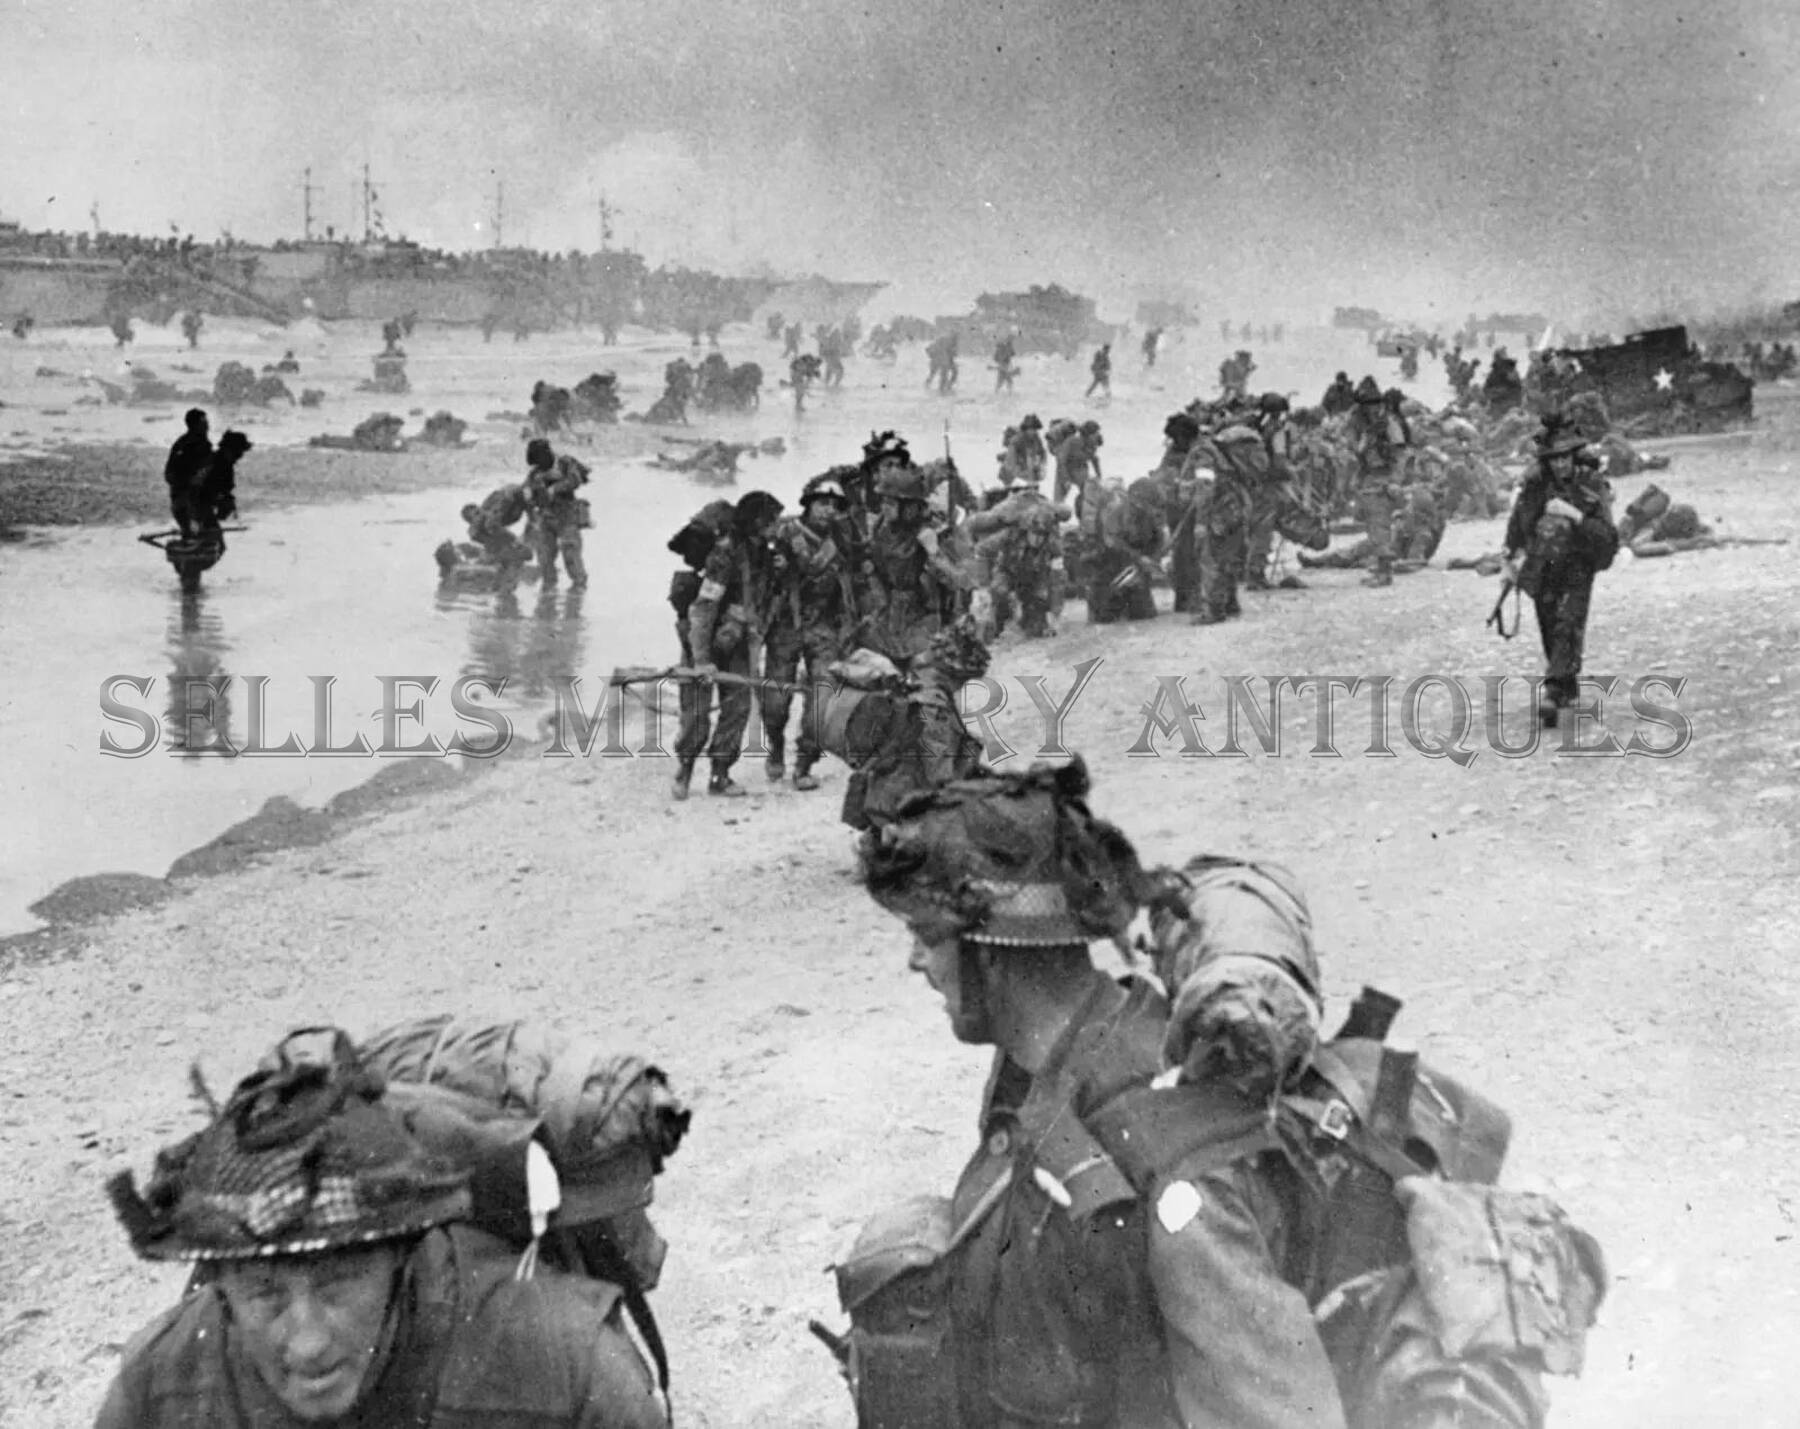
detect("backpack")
(358, 1016), (692, 1394)
(667, 499), (737, 570)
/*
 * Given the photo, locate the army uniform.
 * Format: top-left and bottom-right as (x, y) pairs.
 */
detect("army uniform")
(762, 489), (856, 788)
(860, 470), (960, 663)
(676, 518), (775, 798)
(98, 1031), (666, 1429)
(1346, 381), (1409, 587)
(1505, 426), (1619, 724)
(969, 488), (1064, 637)
(164, 409), (214, 540)
(525, 448), (589, 588)
(466, 482), (532, 571)
(835, 760), (1606, 1429)
(1190, 423), (1271, 624)
(1053, 423), (1102, 505)
(1087, 478), (1164, 623)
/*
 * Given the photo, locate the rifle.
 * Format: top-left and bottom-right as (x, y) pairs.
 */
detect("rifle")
(608, 665), (807, 694)
(1485, 576), (1520, 640)
(808, 1319), (850, 1368)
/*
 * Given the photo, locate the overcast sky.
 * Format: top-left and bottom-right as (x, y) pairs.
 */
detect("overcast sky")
(4, 0), (1796, 323)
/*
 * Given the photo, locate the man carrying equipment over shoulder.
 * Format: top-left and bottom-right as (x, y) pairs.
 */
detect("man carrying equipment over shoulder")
(97, 1028), (666, 1428)
(822, 755), (1607, 1429)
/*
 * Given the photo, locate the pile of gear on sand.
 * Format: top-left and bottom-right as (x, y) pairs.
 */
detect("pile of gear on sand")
(310, 410), (470, 454)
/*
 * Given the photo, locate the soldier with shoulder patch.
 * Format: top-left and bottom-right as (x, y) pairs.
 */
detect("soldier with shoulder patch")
(834, 758), (1346, 1428)
(822, 756), (1607, 1429)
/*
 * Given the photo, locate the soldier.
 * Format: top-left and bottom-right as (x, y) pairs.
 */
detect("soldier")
(821, 328), (847, 388)
(783, 321), (803, 358)
(763, 475), (857, 790)
(1155, 411), (1205, 612)
(860, 461), (962, 661)
(1345, 377), (1409, 588)
(842, 760), (1349, 1427)
(180, 310), (203, 350)
(1321, 371), (1356, 415)
(523, 439), (589, 589)
(460, 480), (534, 591)
(831, 756), (1606, 1429)
(1239, 394), (1297, 591)
(992, 333), (1019, 392)
(1300, 484), (1444, 572)
(1504, 416), (1620, 727)
(97, 1031), (666, 1429)
(1053, 418), (1103, 504)
(1005, 413), (1049, 486)
(1189, 409), (1270, 625)
(1142, 326), (1162, 368)
(671, 490), (783, 800)
(965, 479), (1067, 638)
(164, 408), (213, 540)
(1086, 342), (1113, 397)
(1086, 476), (1165, 624)
(195, 431), (252, 550)
(789, 353), (822, 414)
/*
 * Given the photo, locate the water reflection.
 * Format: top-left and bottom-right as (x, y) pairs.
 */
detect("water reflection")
(163, 590), (234, 757)
(449, 582), (589, 705)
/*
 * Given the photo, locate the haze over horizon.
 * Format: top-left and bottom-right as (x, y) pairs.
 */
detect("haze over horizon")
(5, 0), (1797, 327)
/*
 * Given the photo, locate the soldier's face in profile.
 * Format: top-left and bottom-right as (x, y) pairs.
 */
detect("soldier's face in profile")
(909, 935), (992, 1043)
(219, 1243), (403, 1421)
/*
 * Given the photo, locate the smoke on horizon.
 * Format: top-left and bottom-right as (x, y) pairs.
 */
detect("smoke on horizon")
(4, 0), (1796, 328)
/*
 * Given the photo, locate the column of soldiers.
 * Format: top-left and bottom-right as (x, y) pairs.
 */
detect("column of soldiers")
(665, 431), (976, 801)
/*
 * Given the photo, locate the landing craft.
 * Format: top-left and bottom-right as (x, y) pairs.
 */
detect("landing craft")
(1548, 325), (1753, 435)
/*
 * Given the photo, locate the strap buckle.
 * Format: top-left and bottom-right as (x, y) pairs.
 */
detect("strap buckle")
(1318, 1100), (1353, 1141)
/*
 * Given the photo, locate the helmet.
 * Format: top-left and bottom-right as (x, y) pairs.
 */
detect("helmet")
(801, 475), (848, 506)
(1080, 419), (1101, 436)
(734, 489), (785, 531)
(1021, 413), (1043, 430)
(460, 503), (480, 522)
(104, 1029), (471, 1263)
(525, 437), (554, 466)
(1353, 376), (1383, 403)
(1258, 392), (1290, 417)
(876, 466), (928, 501)
(1163, 412), (1201, 447)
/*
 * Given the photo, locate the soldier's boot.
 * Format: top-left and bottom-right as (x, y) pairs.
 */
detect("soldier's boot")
(1361, 559), (1394, 588)
(1191, 608), (1227, 627)
(765, 735), (786, 784)
(671, 758), (696, 802)
(1243, 570), (1272, 591)
(708, 761), (747, 798)
(1276, 574), (1307, 590)
(792, 757), (820, 792)
(1538, 692), (1560, 729)
(1224, 593), (1243, 617)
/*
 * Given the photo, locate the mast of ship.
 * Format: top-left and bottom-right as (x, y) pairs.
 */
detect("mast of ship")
(361, 164), (373, 242)
(493, 180), (504, 250)
(302, 168), (318, 241)
(598, 193), (615, 253)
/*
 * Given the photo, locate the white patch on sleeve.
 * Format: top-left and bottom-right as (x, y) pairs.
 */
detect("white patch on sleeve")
(698, 578), (726, 602)
(1156, 1180), (1203, 1234)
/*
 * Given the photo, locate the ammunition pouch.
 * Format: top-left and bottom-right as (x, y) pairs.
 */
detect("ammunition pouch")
(1397, 1178), (1608, 1376)
(668, 569), (703, 617)
(712, 605), (750, 657)
(834, 1196), (963, 1429)
(1515, 513), (1577, 597)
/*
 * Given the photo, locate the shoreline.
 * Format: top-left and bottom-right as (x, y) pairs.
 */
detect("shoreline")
(0, 422), (680, 534)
